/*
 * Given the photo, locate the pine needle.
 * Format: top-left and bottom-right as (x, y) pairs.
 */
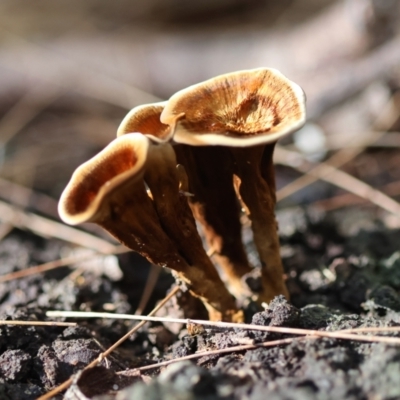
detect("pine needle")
(0, 320), (76, 327)
(0, 199), (118, 253)
(120, 336), (310, 374)
(45, 311), (400, 345)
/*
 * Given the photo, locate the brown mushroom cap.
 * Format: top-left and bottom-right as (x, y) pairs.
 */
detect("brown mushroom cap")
(117, 101), (174, 143)
(160, 68), (306, 147)
(58, 133), (149, 225)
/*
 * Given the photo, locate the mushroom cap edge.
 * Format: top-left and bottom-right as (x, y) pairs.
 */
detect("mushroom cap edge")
(161, 67), (306, 147)
(58, 132), (150, 225)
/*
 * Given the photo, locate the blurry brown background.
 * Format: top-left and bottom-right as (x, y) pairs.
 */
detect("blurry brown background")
(0, 0), (400, 224)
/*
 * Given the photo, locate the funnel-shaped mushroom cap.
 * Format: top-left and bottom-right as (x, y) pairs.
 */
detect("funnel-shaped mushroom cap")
(117, 102), (174, 143)
(58, 133), (149, 225)
(161, 68), (306, 147)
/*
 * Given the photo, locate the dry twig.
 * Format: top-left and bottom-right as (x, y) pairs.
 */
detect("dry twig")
(310, 179), (400, 211)
(275, 147), (400, 217)
(45, 312), (400, 345)
(0, 86), (62, 145)
(134, 264), (161, 315)
(120, 336), (309, 374)
(0, 223), (13, 241)
(0, 320), (76, 327)
(121, 325), (400, 373)
(340, 326), (400, 334)
(276, 93), (400, 203)
(0, 177), (60, 219)
(0, 199), (118, 253)
(0, 245), (127, 283)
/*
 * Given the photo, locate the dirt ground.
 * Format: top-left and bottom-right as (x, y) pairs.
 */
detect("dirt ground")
(1, 203), (400, 399)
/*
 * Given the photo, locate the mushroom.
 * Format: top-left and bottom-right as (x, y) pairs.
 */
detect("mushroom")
(173, 145), (254, 298)
(117, 101), (182, 143)
(160, 68), (306, 303)
(58, 133), (242, 322)
(117, 104), (253, 299)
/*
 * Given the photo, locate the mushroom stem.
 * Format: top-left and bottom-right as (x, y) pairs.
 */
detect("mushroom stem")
(98, 179), (185, 270)
(93, 182), (239, 322)
(231, 143), (289, 302)
(144, 142), (242, 322)
(174, 145), (253, 298)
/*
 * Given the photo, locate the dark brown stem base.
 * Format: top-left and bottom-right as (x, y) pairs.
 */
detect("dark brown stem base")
(231, 144), (289, 303)
(174, 145), (253, 299)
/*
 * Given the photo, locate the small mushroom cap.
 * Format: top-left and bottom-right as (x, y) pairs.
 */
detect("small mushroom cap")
(117, 101), (173, 143)
(160, 68), (306, 147)
(58, 133), (149, 225)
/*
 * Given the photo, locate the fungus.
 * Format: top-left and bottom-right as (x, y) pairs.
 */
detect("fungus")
(161, 68), (306, 302)
(173, 145), (254, 298)
(58, 133), (241, 322)
(117, 104), (253, 299)
(117, 101), (180, 143)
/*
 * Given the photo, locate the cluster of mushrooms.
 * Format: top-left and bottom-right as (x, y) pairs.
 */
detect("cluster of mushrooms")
(58, 68), (306, 322)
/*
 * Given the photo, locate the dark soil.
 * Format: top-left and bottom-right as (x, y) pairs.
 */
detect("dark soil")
(1, 207), (400, 399)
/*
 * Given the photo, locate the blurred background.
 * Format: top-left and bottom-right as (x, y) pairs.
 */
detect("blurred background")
(0, 0), (400, 231)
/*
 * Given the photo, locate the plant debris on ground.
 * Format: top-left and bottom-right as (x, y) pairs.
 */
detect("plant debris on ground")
(1, 207), (400, 399)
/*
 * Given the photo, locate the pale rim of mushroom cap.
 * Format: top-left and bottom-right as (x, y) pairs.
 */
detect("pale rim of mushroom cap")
(160, 68), (306, 147)
(58, 133), (149, 226)
(117, 101), (174, 143)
